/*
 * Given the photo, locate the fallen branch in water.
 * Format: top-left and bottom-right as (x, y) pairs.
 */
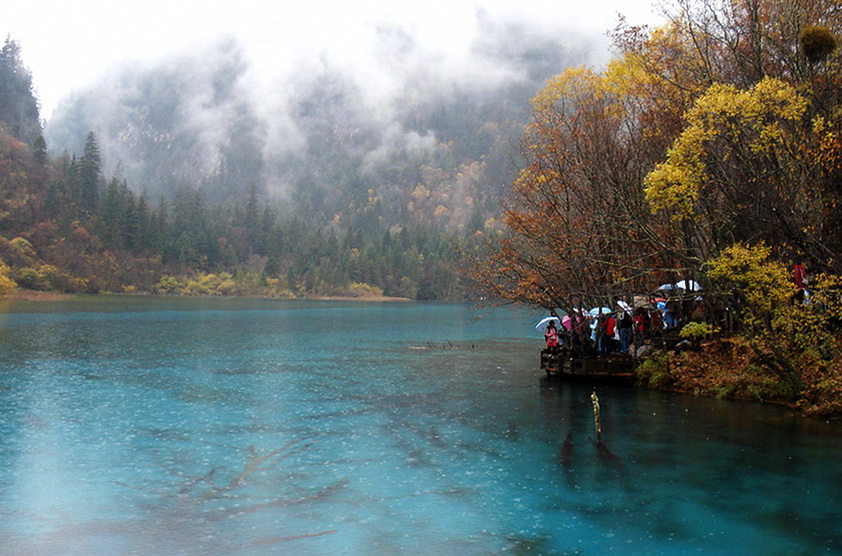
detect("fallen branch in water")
(246, 529), (338, 547)
(197, 437), (317, 502)
(206, 478), (350, 521)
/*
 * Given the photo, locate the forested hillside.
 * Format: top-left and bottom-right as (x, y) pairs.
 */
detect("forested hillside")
(0, 118), (464, 299)
(1, 23), (589, 299)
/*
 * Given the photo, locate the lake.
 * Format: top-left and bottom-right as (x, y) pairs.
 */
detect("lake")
(0, 297), (839, 555)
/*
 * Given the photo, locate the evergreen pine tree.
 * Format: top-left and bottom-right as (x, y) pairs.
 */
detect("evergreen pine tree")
(32, 134), (47, 166)
(77, 132), (102, 214)
(0, 36), (41, 144)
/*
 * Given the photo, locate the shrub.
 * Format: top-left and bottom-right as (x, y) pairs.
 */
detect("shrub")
(636, 351), (672, 389)
(679, 321), (719, 341)
(345, 282), (384, 298)
(0, 260), (16, 294)
(6, 237), (37, 267)
(37, 265), (81, 292)
(11, 267), (45, 290)
(155, 275), (183, 294)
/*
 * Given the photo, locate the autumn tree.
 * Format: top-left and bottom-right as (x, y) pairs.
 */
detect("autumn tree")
(616, 0), (842, 270)
(643, 77), (831, 267)
(0, 258), (16, 294)
(471, 66), (678, 313)
(0, 131), (39, 234)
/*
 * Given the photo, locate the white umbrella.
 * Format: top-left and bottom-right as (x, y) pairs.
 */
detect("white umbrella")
(588, 307), (612, 317)
(675, 279), (701, 291)
(535, 316), (560, 332)
(617, 300), (633, 314)
(657, 283), (677, 291)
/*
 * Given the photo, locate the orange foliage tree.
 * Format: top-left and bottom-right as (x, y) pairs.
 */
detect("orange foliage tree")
(471, 67), (677, 313)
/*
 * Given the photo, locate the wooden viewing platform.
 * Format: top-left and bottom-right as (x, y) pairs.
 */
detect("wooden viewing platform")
(540, 348), (635, 383)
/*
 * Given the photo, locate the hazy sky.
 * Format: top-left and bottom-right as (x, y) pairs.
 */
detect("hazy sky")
(6, 0), (663, 119)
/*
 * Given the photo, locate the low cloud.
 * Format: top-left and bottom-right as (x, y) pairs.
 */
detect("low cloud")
(44, 6), (621, 207)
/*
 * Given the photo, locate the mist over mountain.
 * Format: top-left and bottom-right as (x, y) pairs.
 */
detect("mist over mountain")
(45, 15), (608, 229)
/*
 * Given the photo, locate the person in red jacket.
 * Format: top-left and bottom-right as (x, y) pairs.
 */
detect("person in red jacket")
(793, 261), (807, 289)
(634, 307), (649, 352)
(793, 260), (812, 303)
(544, 320), (560, 352)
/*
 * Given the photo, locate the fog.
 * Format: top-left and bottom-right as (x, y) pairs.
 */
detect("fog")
(34, 2), (660, 218)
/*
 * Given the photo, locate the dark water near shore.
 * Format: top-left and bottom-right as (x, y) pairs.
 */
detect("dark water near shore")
(0, 297), (839, 555)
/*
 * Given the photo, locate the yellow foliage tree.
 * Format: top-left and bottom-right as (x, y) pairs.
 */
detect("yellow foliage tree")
(706, 242), (842, 405)
(608, 0), (842, 269)
(643, 77), (839, 268)
(646, 78), (809, 217)
(0, 259), (15, 294)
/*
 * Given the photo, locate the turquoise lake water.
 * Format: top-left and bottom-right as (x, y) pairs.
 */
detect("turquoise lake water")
(0, 296), (839, 555)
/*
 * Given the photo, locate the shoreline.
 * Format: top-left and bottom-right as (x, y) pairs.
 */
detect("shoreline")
(0, 289), (412, 303)
(0, 289), (75, 302)
(307, 295), (412, 302)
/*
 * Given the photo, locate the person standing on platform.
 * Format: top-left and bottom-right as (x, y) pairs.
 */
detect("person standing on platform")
(545, 320), (560, 352)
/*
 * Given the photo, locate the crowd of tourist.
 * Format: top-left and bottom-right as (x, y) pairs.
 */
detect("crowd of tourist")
(540, 283), (701, 358)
